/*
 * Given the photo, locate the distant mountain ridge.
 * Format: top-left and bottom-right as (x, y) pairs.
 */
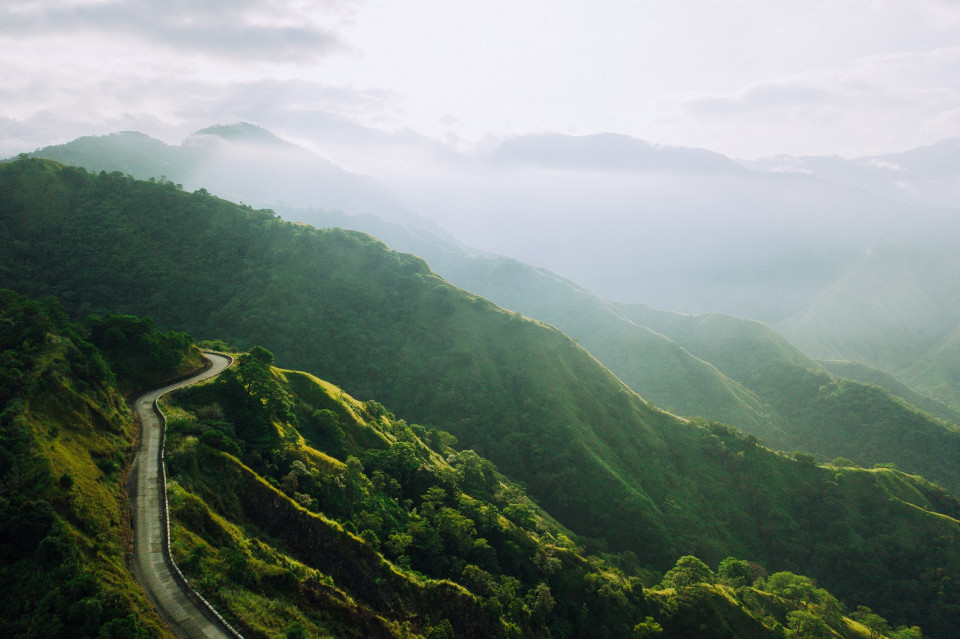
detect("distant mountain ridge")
(26, 124), (958, 324)
(744, 137), (960, 209)
(493, 132), (745, 173)
(19, 123), (960, 431)
(24, 123), (428, 229)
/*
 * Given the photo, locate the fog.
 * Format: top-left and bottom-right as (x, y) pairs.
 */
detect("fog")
(35, 124), (958, 326)
(335, 132), (960, 322)
(7, 0), (960, 328)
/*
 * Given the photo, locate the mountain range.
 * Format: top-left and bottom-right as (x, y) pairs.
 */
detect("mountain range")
(2, 157), (960, 636)
(744, 138), (960, 210)
(26, 124), (960, 321)
(22, 125), (960, 452)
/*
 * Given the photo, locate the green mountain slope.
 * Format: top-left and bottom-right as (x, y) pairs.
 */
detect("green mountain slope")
(274, 208), (960, 504)
(0, 290), (200, 638)
(439, 258), (769, 430)
(26, 126), (960, 420)
(618, 303), (960, 495)
(0, 290), (891, 638)
(161, 350), (920, 638)
(28, 128), (957, 461)
(404, 232), (960, 495)
(3, 159), (960, 635)
(161, 351), (652, 638)
(776, 244), (960, 411)
(901, 324), (960, 413)
(820, 358), (960, 426)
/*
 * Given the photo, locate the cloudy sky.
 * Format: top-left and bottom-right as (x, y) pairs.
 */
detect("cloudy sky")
(3, 0), (960, 160)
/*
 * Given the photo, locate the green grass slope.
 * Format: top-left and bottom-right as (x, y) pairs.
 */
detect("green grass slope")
(820, 358), (960, 426)
(162, 352), (651, 638)
(441, 257), (770, 431)
(3, 159), (960, 635)
(160, 351), (908, 638)
(619, 303), (960, 495)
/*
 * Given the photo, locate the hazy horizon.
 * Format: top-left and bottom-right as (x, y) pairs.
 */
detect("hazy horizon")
(6, 0), (960, 326)
(3, 1), (960, 162)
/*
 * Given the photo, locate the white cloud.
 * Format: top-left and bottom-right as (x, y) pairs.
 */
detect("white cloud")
(2, 0), (960, 159)
(0, 0), (353, 60)
(0, 71), (398, 158)
(868, 160), (906, 171)
(667, 46), (960, 157)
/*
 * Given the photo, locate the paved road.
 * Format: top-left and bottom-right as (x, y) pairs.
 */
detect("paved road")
(128, 353), (241, 639)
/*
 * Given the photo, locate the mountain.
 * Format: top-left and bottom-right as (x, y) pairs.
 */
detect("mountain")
(0, 290), (205, 638)
(28, 126), (958, 325)
(160, 349), (917, 638)
(493, 133), (746, 173)
(13, 128), (777, 433)
(0, 292), (903, 638)
(3, 158), (960, 635)
(432, 257), (771, 430)
(24, 123), (428, 229)
(384, 132), (958, 322)
(777, 244), (960, 411)
(28, 124), (960, 450)
(901, 324), (960, 413)
(616, 303), (960, 493)
(819, 358), (960, 426)
(360, 222), (960, 493)
(745, 138), (960, 210)
(256, 203), (960, 495)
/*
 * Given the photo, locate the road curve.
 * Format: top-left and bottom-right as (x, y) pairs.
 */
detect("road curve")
(128, 352), (243, 639)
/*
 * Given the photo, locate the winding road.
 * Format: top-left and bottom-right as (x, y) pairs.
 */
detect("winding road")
(128, 352), (242, 639)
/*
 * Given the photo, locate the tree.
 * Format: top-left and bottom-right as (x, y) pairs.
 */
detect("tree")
(764, 571), (817, 603)
(285, 622), (307, 639)
(426, 619), (455, 639)
(633, 616), (663, 638)
(718, 557), (751, 588)
(890, 626), (922, 639)
(659, 555), (714, 589)
(785, 610), (830, 639)
(852, 606), (891, 639)
(765, 571), (842, 626)
(527, 582), (555, 624)
(249, 345), (274, 365)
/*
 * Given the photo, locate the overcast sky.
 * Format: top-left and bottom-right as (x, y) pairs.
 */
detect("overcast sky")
(3, 0), (960, 161)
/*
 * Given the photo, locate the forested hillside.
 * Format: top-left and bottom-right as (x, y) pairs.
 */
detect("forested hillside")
(25, 130), (960, 487)
(0, 290), (200, 638)
(0, 292), (906, 637)
(2, 158), (960, 635)
(158, 348), (920, 638)
(617, 304), (960, 494)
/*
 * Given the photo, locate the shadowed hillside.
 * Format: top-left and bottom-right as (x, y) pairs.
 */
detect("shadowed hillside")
(0, 290), (204, 638)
